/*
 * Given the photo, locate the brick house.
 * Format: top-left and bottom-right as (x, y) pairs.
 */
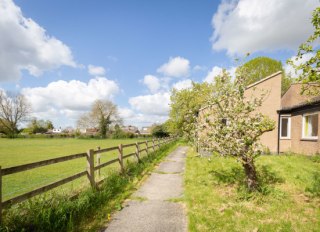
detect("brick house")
(121, 125), (140, 135)
(197, 71), (320, 155)
(278, 84), (320, 154)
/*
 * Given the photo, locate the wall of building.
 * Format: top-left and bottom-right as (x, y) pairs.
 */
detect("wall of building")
(244, 72), (282, 153)
(279, 139), (291, 152)
(280, 108), (320, 155)
(281, 84), (311, 108)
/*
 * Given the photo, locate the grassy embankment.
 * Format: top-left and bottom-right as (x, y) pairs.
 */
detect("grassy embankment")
(185, 148), (320, 232)
(0, 138), (179, 231)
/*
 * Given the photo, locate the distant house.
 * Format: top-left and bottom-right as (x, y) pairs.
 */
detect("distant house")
(79, 128), (99, 135)
(52, 128), (62, 134)
(63, 127), (74, 134)
(140, 126), (152, 135)
(198, 71), (320, 155)
(121, 125), (140, 134)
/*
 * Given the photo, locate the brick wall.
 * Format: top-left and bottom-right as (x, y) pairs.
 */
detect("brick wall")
(244, 72), (282, 152)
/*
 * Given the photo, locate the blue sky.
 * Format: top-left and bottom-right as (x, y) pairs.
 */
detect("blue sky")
(0, 0), (318, 128)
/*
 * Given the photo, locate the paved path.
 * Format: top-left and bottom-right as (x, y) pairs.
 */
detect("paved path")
(104, 146), (188, 232)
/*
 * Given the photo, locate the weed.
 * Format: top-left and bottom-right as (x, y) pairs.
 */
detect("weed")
(305, 172), (320, 197)
(129, 196), (148, 202)
(166, 197), (184, 203)
(310, 154), (320, 163)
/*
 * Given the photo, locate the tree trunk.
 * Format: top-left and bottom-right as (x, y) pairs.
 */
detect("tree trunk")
(242, 159), (259, 191)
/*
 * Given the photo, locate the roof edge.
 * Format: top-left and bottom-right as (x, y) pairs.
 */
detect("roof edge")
(278, 100), (320, 114)
(246, 71), (282, 90)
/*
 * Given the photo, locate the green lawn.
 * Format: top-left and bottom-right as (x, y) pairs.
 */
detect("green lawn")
(185, 148), (320, 232)
(0, 138), (148, 200)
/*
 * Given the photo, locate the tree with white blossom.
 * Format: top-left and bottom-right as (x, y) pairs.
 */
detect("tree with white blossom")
(197, 68), (275, 191)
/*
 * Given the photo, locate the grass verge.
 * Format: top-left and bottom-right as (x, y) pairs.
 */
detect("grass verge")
(0, 140), (179, 232)
(185, 148), (320, 232)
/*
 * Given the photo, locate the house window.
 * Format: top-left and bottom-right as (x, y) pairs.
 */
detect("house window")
(280, 116), (291, 139)
(302, 113), (318, 139)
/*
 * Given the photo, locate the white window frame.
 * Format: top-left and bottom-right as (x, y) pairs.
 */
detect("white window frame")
(302, 112), (319, 140)
(280, 115), (291, 139)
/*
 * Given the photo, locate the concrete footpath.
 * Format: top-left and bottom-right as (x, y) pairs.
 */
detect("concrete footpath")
(104, 146), (188, 232)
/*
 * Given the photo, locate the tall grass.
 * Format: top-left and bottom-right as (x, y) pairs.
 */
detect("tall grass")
(0, 141), (178, 232)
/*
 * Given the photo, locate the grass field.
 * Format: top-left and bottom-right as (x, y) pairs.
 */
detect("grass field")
(1, 140), (179, 232)
(0, 138), (148, 201)
(185, 148), (320, 232)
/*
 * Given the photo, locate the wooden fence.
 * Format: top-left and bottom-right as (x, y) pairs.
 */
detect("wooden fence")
(0, 137), (175, 223)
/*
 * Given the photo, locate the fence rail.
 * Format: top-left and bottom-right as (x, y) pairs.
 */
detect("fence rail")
(2, 152), (87, 176)
(0, 137), (175, 223)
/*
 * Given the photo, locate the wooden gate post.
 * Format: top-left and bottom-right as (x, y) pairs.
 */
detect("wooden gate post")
(0, 166), (2, 225)
(118, 144), (124, 174)
(96, 147), (101, 178)
(135, 142), (141, 162)
(152, 139), (155, 152)
(86, 149), (96, 189)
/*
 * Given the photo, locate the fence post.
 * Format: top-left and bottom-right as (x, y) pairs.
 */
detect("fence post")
(145, 141), (149, 155)
(96, 146), (101, 178)
(87, 149), (96, 189)
(118, 144), (124, 174)
(135, 142), (141, 162)
(0, 166), (2, 225)
(152, 139), (155, 152)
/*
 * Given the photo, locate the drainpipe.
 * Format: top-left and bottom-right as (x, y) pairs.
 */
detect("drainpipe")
(277, 112), (280, 154)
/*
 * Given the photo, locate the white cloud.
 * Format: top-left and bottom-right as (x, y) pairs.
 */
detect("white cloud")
(118, 107), (168, 127)
(157, 56), (190, 78)
(193, 65), (207, 72)
(129, 92), (170, 116)
(203, 66), (224, 83)
(173, 79), (193, 91)
(228, 66), (237, 79)
(211, 0), (318, 55)
(22, 77), (119, 127)
(127, 114), (168, 127)
(142, 75), (161, 93)
(285, 53), (315, 78)
(118, 107), (135, 119)
(0, 0), (76, 82)
(204, 66), (237, 83)
(88, 65), (106, 76)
